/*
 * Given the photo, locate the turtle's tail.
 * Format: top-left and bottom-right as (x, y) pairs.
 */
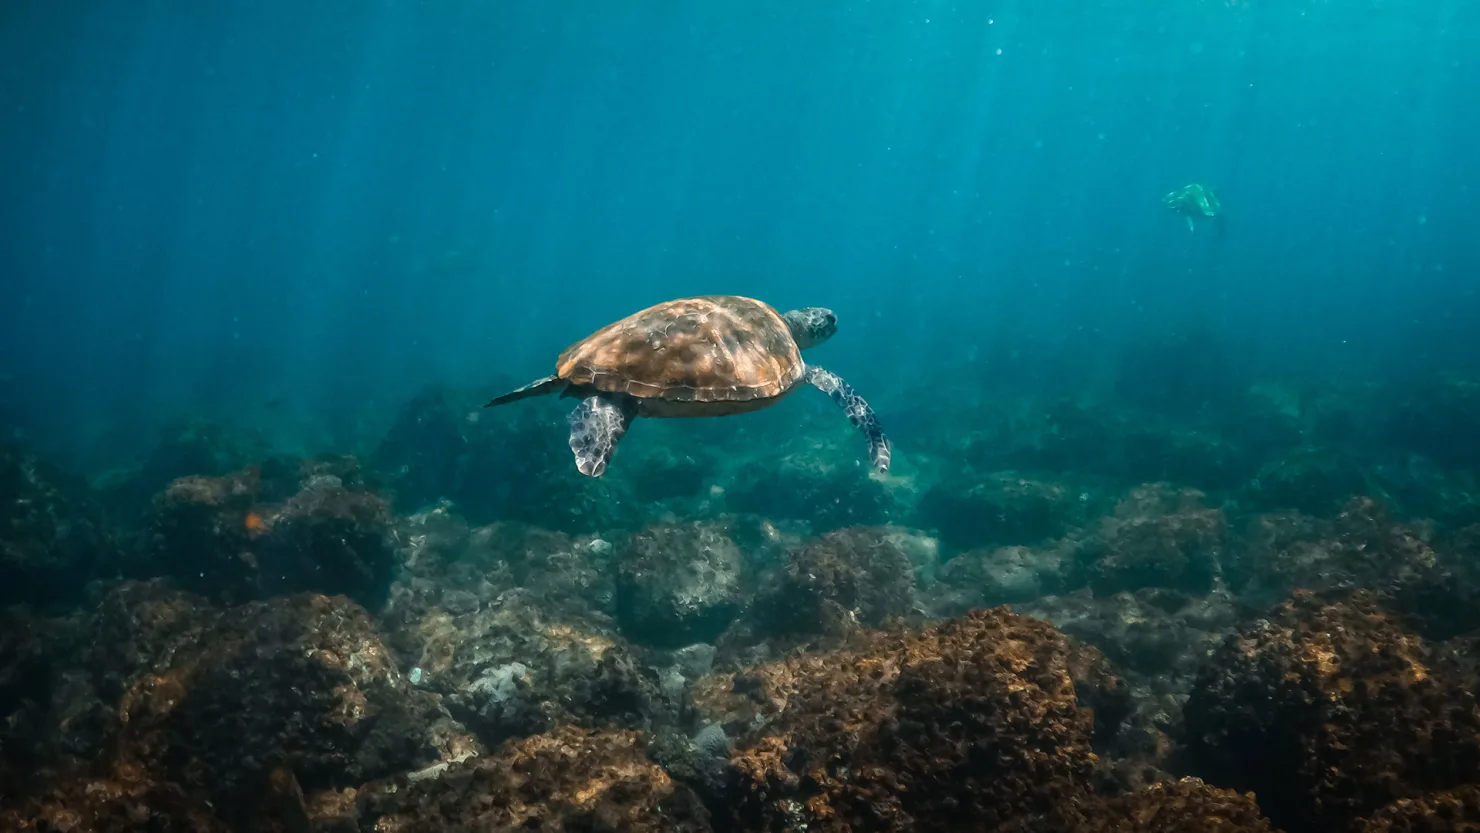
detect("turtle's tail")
(485, 375), (564, 407)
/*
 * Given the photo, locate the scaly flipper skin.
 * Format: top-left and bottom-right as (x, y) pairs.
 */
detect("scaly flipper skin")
(568, 395), (637, 477)
(485, 375), (565, 408)
(805, 365), (891, 473)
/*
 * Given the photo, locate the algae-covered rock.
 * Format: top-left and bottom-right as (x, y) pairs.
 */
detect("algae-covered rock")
(1182, 589), (1480, 832)
(1072, 484), (1225, 595)
(141, 464), (398, 608)
(0, 444), (110, 607)
(110, 594), (470, 825)
(396, 589), (657, 744)
(919, 470), (1085, 551)
(357, 726), (712, 833)
(695, 607), (1097, 831)
(617, 521), (748, 647)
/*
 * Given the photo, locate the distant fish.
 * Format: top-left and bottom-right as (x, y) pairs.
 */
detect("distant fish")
(244, 511), (269, 535)
(1163, 183), (1223, 233)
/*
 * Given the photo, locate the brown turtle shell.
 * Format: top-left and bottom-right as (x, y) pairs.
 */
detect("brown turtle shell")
(555, 295), (804, 402)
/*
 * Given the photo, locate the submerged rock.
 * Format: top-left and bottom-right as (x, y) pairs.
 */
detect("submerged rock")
(1, 582), (474, 830)
(0, 764), (230, 833)
(140, 463), (398, 608)
(0, 444), (110, 608)
(104, 592), (473, 828)
(1242, 445), (1372, 516)
(369, 386), (468, 513)
(722, 433), (895, 532)
(617, 521), (748, 647)
(1015, 777), (1279, 833)
(1182, 588), (1480, 833)
(759, 525), (920, 641)
(918, 470), (1084, 551)
(930, 543), (1068, 614)
(1354, 785), (1480, 832)
(695, 608), (1097, 831)
(357, 726), (712, 833)
(394, 589), (657, 745)
(1070, 484), (1225, 596)
(96, 418), (269, 525)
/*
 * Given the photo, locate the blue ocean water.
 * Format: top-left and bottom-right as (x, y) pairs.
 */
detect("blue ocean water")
(10, 6), (1480, 830)
(2, 1), (1475, 470)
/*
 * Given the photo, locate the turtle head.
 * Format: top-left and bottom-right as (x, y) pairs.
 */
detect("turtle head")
(783, 307), (837, 349)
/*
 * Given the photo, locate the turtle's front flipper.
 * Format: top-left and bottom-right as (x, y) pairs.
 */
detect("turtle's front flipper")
(567, 395), (636, 477)
(805, 366), (891, 473)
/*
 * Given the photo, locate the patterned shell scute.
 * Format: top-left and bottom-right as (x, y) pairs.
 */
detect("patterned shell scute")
(555, 296), (805, 402)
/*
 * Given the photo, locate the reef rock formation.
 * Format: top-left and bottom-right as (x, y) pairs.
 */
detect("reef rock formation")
(140, 463), (398, 607)
(1182, 588), (1480, 832)
(918, 470), (1085, 551)
(0, 763), (230, 833)
(358, 726), (712, 832)
(1010, 777), (1280, 833)
(104, 592), (472, 828)
(695, 607), (1097, 831)
(394, 588), (657, 745)
(0, 444), (110, 607)
(757, 524), (921, 641)
(1070, 483), (1225, 596)
(1354, 785), (1480, 832)
(617, 521), (748, 647)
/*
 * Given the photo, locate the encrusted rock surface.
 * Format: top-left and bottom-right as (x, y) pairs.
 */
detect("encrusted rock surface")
(1011, 777), (1280, 833)
(369, 385), (469, 513)
(753, 524), (921, 643)
(104, 592), (472, 827)
(0, 443), (110, 607)
(617, 521), (748, 647)
(0, 762), (231, 832)
(1182, 588), (1480, 832)
(1354, 784), (1480, 832)
(918, 470), (1084, 551)
(395, 588), (657, 745)
(722, 432), (896, 531)
(1070, 483), (1225, 596)
(358, 726), (713, 833)
(695, 607), (1097, 832)
(140, 463), (398, 607)
(930, 542), (1068, 613)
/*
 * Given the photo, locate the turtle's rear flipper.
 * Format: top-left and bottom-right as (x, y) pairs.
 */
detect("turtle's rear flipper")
(568, 395), (636, 477)
(485, 375), (564, 407)
(805, 366), (891, 473)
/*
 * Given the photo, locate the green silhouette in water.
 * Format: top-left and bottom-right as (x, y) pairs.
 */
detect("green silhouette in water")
(1163, 183), (1223, 233)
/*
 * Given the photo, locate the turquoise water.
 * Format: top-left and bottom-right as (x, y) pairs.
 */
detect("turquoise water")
(6, 6), (1480, 831)
(2, 1), (1475, 469)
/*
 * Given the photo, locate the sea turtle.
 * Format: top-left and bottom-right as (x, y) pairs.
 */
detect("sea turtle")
(1163, 183), (1223, 232)
(485, 295), (891, 478)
